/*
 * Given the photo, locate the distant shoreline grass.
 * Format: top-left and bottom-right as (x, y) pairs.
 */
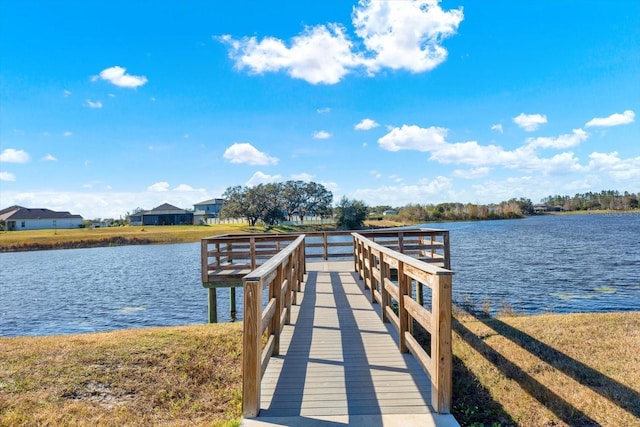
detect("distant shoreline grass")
(2, 312), (638, 426)
(0, 223), (346, 253)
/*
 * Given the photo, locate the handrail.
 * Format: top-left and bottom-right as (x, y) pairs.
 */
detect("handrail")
(352, 232), (454, 414)
(242, 234), (306, 417)
(201, 229), (449, 284)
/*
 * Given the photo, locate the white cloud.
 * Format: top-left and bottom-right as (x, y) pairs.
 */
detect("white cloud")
(290, 172), (314, 181)
(246, 171), (283, 187)
(352, 0), (463, 74)
(63, 131), (73, 137)
(351, 176), (453, 206)
(531, 152), (584, 175)
(219, 0), (463, 84)
(147, 182), (170, 192)
(0, 171), (16, 181)
(355, 118), (380, 130)
(370, 170), (382, 179)
(317, 107), (331, 114)
(174, 184), (199, 192)
(319, 180), (339, 192)
(513, 113), (547, 131)
(85, 99), (103, 109)
(63, 90), (72, 98)
(378, 125), (521, 166)
(587, 151), (640, 181)
(42, 154), (58, 161)
(585, 110), (635, 127)
(377, 124), (592, 172)
(94, 66), (148, 88)
(490, 124), (503, 133)
(378, 125), (448, 151)
(452, 167), (491, 179)
(313, 130), (332, 139)
(218, 24), (356, 85)
(471, 176), (535, 203)
(223, 142), (279, 165)
(526, 129), (589, 149)
(428, 140), (519, 166)
(0, 148), (30, 163)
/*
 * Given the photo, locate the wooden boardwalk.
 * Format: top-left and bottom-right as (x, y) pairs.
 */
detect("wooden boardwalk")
(242, 261), (459, 427)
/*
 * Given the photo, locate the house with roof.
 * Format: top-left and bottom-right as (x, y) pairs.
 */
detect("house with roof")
(129, 203), (194, 226)
(0, 205), (83, 231)
(193, 198), (225, 224)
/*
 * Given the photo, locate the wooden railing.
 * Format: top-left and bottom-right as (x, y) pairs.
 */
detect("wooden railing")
(201, 228), (449, 278)
(353, 232), (454, 413)
(242, 234), (306, 417)
(200, 228), (452, 415)
(201, 229), (449, 322)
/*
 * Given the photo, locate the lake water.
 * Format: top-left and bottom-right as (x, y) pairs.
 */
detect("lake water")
(1, 213), (639, 337)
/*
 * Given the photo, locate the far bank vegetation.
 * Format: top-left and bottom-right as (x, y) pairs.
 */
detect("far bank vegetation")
(370, 190), (639, 223)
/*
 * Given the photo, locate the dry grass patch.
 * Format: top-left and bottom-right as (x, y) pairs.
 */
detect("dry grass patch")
(0, 324), (243, 426)
(0, 223), (342, 252)
(0, 224), (251, 251)
(452, 311), (640, 426)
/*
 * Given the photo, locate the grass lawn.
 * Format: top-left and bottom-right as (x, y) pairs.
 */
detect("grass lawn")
(2, 312), (638, 426)
(0, 223), (352, 252)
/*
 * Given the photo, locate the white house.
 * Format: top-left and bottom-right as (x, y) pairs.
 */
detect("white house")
(0, 205), (83, 231)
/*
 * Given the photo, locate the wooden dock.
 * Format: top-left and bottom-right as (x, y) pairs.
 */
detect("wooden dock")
(241, 261), (459, 427)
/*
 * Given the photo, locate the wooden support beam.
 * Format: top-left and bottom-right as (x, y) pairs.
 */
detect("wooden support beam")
(243, 280), (262, 418)
(208, 288), (217, 323)
(431, 274), (453, 413)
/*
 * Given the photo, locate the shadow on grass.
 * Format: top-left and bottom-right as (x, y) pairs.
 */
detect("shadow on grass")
(411, 320), (517, 426)
(484, 316), (640, 419)
(453, 316), (605, 426)
(451, 353), (517, 426)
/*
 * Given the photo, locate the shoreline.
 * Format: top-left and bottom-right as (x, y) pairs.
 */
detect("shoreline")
(1, 211), (637, 253)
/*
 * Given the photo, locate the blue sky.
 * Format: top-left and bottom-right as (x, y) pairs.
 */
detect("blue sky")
(1, 0), (638, 219)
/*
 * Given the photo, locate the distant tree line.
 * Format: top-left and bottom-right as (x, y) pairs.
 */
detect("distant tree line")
(369, 189), (638, 224)
(218, 185), (638, 228)
(219, 181), (333, 226)
(369, 198), (535, 223)
(541, 190), (639, 211)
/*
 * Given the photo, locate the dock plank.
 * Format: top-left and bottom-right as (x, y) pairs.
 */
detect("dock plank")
(244, 261), (459, 426)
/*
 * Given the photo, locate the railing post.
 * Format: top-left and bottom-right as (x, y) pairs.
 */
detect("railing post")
(431, 273), (453, 413)
(285, 254), (293, 324)
(250, 237), (256, 269)
(380, 253), (389, 323)
(272, 265), (283, 355)
(398, 261), (409, 353)
(242, 279), (262, 417)
(201, 239), (209, 283)
(443, 231), (451, 270)
(323, 232), (328, 260)
(353, 235), (358, 272)
(368, 247), (376, 303)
